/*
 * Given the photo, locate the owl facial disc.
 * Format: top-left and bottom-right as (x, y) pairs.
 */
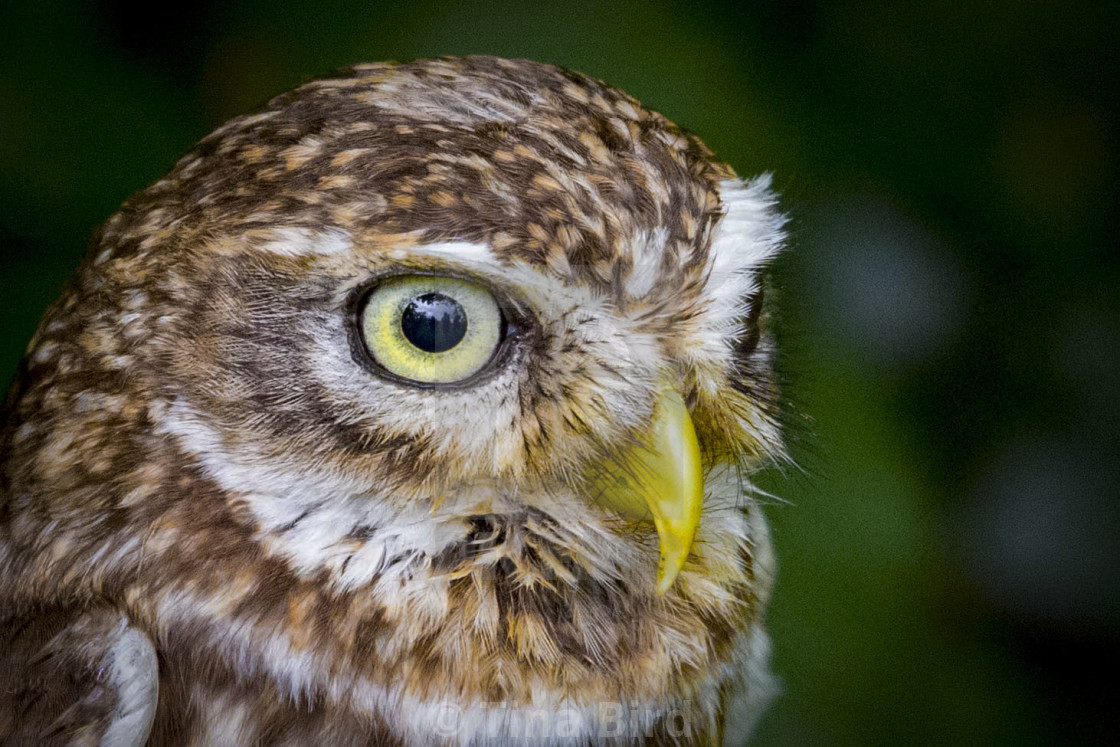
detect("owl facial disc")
(588, 384), (704, 593)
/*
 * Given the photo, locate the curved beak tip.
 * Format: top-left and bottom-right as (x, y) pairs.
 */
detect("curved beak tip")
(588, 387), (704, 594)
(656, 547), (688, 595)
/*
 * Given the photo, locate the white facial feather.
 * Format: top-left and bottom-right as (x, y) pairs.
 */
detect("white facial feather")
(694, 176), (785, 352)
(259, 226), (353, 258)
(622, 227), (669, 299)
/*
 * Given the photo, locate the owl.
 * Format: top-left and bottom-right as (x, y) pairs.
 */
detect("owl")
(0, 56), (785, 745)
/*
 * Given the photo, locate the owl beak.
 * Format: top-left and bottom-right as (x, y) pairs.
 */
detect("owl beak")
(588, 386), (704, 594)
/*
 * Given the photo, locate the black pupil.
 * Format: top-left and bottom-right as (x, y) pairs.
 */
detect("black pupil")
(400, 293), (468, 353)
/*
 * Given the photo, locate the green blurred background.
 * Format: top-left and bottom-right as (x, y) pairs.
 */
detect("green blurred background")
(2, 1), (1117, 744)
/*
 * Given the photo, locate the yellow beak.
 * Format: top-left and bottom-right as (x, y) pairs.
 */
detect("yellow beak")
(588, 386), (704, 594)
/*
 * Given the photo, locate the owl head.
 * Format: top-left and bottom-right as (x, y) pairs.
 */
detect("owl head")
(4, 56), (784, 735)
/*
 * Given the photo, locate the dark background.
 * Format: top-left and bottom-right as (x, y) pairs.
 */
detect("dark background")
(2, 1), (1117, 744)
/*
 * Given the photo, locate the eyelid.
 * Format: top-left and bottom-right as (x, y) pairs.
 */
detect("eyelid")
(357, 265), (536, 322)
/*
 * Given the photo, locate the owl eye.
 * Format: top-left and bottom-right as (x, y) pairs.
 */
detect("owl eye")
(358, 275), (504, 384)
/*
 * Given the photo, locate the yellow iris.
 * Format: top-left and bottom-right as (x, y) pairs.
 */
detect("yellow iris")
(360, 276), (502, 384)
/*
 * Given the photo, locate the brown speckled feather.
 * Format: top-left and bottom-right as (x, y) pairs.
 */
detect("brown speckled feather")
(0, 56), (783, 745)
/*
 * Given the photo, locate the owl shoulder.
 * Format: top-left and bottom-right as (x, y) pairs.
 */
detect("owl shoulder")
(0, 605), (157, 747)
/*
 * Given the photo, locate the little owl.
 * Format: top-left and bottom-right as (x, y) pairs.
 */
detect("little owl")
(0, 56), (785, 745)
